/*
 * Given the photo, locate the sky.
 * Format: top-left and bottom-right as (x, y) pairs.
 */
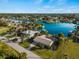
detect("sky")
(0, 0), (79, 13)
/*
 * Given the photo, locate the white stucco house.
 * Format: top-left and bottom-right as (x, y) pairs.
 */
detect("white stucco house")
(22, 30), (40, 38)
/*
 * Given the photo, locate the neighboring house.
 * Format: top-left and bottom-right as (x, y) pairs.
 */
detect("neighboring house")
(73, 35), (79, 42)
(22, 19), (31, 24)
(74, 20), (79, 24)
(33, 35), (54, 47)
(10, 19), (22, 24)
(76, 20), (79, 25)
(63, 18), (69, 22)
(22, 30), (40, 38)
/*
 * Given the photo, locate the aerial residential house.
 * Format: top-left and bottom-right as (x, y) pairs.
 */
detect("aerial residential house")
(22, 20), (30, 24)
(63, 18), (69, 22)
(76, 20), (79, 25)
(33, 35), (54, 48)
(33, 35), (59, 50)
(10, 19), (22, 24)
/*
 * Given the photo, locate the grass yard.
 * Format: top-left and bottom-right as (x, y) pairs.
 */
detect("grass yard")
(33, 49), (54, 59)
(19, 41), (30, 48)
(51, 40), (79, 59)
(65, 40), (79, 59)
(5, 33), (17, 39)
(0, 27), (10, 35)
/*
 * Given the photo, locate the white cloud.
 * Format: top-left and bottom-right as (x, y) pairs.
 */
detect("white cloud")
(33, 0), (79, 13)
(35, 5), (79, 13)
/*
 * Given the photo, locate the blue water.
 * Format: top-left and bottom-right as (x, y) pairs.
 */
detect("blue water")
(41, 22), (76, 36)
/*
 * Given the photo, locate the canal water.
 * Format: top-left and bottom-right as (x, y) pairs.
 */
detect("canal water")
(40, 22), (76, 36)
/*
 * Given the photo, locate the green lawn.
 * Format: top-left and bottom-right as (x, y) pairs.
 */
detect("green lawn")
(5, 33), (17, 39)
(64, 40), (79, 59)
(0, 27), (10, 35)
(33, 49), (54, 59)
(48, 40), (79, 59)
(19, 41), (30, 48)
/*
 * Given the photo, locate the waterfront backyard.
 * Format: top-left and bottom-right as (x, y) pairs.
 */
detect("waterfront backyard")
(0, 0), (79, 59)
(19, 39), (79, 59)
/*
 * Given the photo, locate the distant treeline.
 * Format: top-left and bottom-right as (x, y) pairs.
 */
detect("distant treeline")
(0, 13), (79, 18)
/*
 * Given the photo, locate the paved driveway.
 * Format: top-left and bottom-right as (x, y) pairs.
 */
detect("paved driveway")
(5, 42), (42, 59)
